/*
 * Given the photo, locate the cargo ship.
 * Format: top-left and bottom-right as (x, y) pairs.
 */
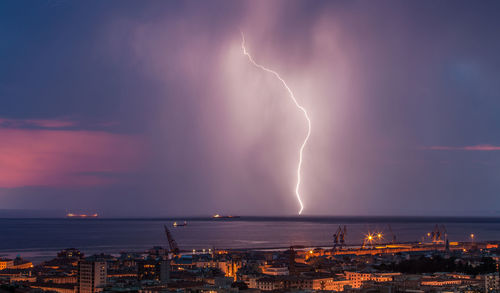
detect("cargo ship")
(212, 214), (240, 219)
(66, 213), (98, 218)
(173, 221), (187, 227)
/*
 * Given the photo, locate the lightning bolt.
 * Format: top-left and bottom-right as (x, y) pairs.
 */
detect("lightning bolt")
(241, 33), (311, 215)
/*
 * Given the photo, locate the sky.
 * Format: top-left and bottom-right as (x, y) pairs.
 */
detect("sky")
(1, 0), (500, 217)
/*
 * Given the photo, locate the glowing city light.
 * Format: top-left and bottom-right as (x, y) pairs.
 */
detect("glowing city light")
(241, 33), (312, 215)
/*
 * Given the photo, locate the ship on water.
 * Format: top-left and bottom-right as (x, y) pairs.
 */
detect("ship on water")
(173, 221), (187, 227)
(66, 213), (98, 218)
(212, 214), (240, 219)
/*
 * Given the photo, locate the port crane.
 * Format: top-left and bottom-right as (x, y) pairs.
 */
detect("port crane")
(441, 225), (448, 242)
(333, 225), (347, 251)
(431, 224), (441, 242)
(387, 224), (396, 244)
(164, 225), (180, 255)
(429, 224), (447, 243)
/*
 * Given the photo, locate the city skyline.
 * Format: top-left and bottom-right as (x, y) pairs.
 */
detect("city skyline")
(1, 1), (500, 217)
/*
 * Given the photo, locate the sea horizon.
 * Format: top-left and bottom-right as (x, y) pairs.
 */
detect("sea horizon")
(2, 215), (500, 223)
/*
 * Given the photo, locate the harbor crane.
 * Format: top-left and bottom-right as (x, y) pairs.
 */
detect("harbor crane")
(429, 224), (447, 243)
(441, 225), (448, 242)
(431, 224), (441, 242)
(333, 225), (347, 251)
(164, 225), (180, 255)
(387, 224), (396, 244)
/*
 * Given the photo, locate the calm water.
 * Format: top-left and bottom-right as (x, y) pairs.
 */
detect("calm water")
(0, 217), (499, 262)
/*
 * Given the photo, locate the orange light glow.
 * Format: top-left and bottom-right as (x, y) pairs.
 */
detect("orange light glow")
(66, 213), (98, 218)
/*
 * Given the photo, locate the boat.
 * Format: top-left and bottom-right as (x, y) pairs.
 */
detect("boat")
(173, 221), (187, 227)
(212, 214), (240, 219)
(66, 213), (98, 218)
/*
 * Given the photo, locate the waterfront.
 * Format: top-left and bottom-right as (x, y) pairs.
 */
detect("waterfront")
(1, 217), (499, 262)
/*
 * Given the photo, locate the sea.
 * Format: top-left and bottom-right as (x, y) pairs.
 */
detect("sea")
(0, 216), (499, 263)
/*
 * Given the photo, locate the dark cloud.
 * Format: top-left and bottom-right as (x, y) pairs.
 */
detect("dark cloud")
(1, 0), (500, 217)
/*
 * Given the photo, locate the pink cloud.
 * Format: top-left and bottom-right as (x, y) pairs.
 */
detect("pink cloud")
(0, 118), (76, 129)
(427, 144), (500, 151)
(25, 119), (77, 128)
(0, 127), (144, 188)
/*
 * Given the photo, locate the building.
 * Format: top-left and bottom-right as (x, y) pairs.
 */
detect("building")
(312, 278), (351, 291)
(261, 265), (289, 276)
(77, 260), (107, 293)
(345, 271), (400, 288)
(217, 259), (242, 278)
(10, 257), (33, 269)
(485, 273), (500, 292)
(58, 248), (84, 260)
(171, 255), (195, 271)
(137, 258), (170, 283)
(253, 276), (314, 291)
(0, 259), (14, 270)
(214, 276), (234, 289)
(31, 283), (76, 293)
(42, 276), (78, 284)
